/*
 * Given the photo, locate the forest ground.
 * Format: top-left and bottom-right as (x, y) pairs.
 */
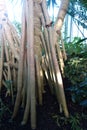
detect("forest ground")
(0, 79), (87, 130)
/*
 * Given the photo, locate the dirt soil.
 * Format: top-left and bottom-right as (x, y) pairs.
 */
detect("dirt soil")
(0, 79), (87, 130)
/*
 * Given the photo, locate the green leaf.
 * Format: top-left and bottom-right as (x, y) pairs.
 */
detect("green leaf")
(75, 38), (87, 45)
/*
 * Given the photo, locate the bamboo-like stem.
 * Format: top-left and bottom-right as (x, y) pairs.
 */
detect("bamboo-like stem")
(53, 0), (69, 70)
(12, 1), (26, 118)
(4, 34), (14, 103)
(8, 20), (20, 47)
(0, 30), (4, 91)
(12, 56), (17, 90)
(21, 0), (31, 125)
(42, 56), (54, 94)
(4, 62), (18, 69)
(11, 54), (16, 103)
(40, 12), (55, 84)
(41, 0), (69, 117)
(3, 70), (8, 81)
(22, 0), (36, 128)
(41, 0), (51, 25)
(21, 51), (27, 108)
(54, 0), (69, 32)
(60, 35), (67, 60)
(48, 27), (69, 117)
(35, 55), (42, 105)
(4, 25), (19, 60)
(53, 32), (65, 74)
(27, 0), (36, 129)
(40, 66), (44, 93)
(55, 43), (64, 74)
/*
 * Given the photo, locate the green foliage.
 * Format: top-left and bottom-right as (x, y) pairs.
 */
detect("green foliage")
(64, 37), (87, 57)
(64, 57), (87, 85)
(68, 0), (87, 29)
(52, 113), (82, 130)
(80, 0), (87, 9)
(66, 78), (87, 105)
(69, 114), (81, 130)
(64, 37), (87, 106)
(64, 37), (87, 85)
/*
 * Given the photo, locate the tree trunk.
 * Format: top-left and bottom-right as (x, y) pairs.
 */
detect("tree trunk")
(0, 31), (4, 91)
(27, 0), (36, 129)
(41, 0), (69, 117)
(12, 1), (26, 118)
(54, 0), (69, 32)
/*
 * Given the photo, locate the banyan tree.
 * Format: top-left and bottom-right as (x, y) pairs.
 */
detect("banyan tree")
(0, 0), (69, 129)
(0, 0), (20, 98)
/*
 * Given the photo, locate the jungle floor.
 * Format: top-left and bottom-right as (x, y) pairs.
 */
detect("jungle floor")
(0, 79), (87, 130)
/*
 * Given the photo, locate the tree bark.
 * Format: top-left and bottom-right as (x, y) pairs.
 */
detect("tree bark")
(27, 0), (36, 129)
(41, 0), (69, 117)
(54, 0), (69, 32)
(0, 31), (4, 91)
(12, 1), (26, 118)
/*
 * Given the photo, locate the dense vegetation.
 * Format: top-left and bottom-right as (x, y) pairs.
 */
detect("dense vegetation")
(0, 0), (87, 130)
(64, 37), (87, 106)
